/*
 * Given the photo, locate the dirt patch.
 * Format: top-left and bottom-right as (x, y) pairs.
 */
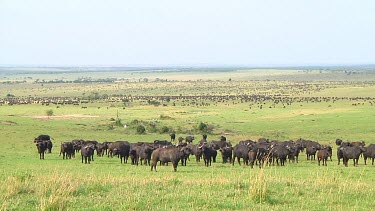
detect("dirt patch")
(1, 121), (17, 125)
(260, 108), (352, 120)
(26, 114), (99, 120)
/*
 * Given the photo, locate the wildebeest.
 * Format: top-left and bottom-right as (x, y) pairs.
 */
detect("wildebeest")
(151, 147), (189, 172)
(60, 142), (74, 159)
(341, 146), (366, 167)
(81, 144), (95, 164)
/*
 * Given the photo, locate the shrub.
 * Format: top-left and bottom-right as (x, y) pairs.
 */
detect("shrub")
(198, 122), (208, 132)
(136, 125), (146, 134)
(159, 126), (170, 134)
(46, 109), (54, 118)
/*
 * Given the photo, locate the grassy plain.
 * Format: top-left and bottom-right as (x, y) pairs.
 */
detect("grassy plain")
(1, 68), (375, 210)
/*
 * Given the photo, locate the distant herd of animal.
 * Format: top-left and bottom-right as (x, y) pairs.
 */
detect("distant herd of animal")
(33, 134), (375, 171)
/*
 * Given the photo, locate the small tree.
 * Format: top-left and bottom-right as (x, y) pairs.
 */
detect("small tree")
(46, 109), (54, 119)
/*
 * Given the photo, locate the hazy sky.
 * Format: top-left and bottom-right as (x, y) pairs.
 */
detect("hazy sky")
(1, 0), (374, 66)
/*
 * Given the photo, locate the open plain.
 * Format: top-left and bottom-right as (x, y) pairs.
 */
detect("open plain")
(1, 68), (375, 210)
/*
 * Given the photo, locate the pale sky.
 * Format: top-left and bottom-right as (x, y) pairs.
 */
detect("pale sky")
(0, 0), (374, 67)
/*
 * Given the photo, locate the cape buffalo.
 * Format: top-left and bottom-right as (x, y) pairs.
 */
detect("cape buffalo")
(232, 144), (250, 166)
(317, 149), (330, 166)
(60, 142), (74, 159)
(110, 141), (130, 163)
(151, 147), (189, 172)
(363, 144), (375, 165)
(81, 144), (95, 164)
(36, 141), (47, 159)
(341, 146), (366, 167)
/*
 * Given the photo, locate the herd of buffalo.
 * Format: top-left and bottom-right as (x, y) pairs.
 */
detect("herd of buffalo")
(33, 134), (375, 171)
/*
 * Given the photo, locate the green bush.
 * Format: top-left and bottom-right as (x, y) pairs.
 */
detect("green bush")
(136, 125), (146, 134)
(159, 126), (170, 134)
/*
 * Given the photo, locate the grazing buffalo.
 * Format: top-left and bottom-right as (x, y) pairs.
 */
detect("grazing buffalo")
(153, 140), (173, 148)
(350, 141), (365, 147)
(139, 144), (155, 166)
(102, 141), (112, 155)
(271, 145), (290, 166)
(81, 144), (95, 164)
(317, 149), (330, 166)
(96, 143), (106, 157)
(363, 144), (375, 165)
(190, 144), (203, 162)
(306, 146), (318, 160)
(248, 149), (258, 168)
(110, 141), (131, 163)
(185, 136), (194, 143)
(341, 146), (366, 167)
(178, 146), (192, 166)
(60, 142), (74, 159)
(36, 141), (47, 159)
(170, 133), (176, 142)
(202, 134), (208, 141)
(199, 143), (216, 167)
(211, 139), (232, 150)
(151, 147), (189, 172)
(34, 135), (53, 153)
(34, 134), (51, 142)
(219, 146), (233, 164)
(72, 139), (84, 152)
(232, 144), (250, 166)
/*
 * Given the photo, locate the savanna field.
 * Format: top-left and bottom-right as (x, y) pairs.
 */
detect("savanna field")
(1, 68), (375, 210)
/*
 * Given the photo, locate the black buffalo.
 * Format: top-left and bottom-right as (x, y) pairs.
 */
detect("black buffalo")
(363, 144), (375, 165)
(81, 144), (95, 164)
(36, 141), (47, 159)
(341, 146), (366, 167)
(60, 142), (74, 159)
(199, 143), (217, 167)
(219, 146), (233, 164)
(151, 147), (189, 172)
(110, 141), (131, 163)
(185, 136), (194, 143)
(170, 133), (176, 142)
(232, 144), (250, 166)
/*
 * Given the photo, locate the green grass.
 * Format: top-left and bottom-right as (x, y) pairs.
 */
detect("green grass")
(1, 69), (375, 210)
